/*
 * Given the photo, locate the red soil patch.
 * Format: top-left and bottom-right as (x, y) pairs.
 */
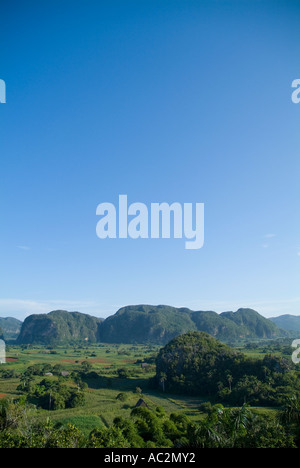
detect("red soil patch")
(0, 394), (7, 399)
(5, 358), (19, 362)
(61, 358), (112, 364)
(89, 359), (112, 363)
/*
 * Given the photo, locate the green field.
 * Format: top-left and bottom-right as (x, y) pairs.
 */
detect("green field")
(1, 341), (282, 436)
(0, 343), (214, 433)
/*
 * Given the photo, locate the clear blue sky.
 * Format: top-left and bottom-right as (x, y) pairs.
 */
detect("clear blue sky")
(0, 0), (300, 320)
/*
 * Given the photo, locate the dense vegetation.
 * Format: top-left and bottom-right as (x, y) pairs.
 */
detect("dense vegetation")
(20, 378), (86, 411)
(0, 398), (299, 448)
(154, 332), (299, 406)
(17, 311), (102, 345)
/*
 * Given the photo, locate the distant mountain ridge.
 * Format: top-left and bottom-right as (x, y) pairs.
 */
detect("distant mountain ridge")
(15, 305), (288, 346)
(270, 314), (300, 332)
(0, 317), (22, 340)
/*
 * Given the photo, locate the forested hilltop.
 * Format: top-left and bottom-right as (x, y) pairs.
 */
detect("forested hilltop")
(15, 305), (288, 346)
(153, 332), (296, 406)
(17, 311), (102, 345)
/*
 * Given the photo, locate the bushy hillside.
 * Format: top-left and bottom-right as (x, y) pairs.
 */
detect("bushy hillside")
(155, 331), (241, 395)
(220, 308), (282, 338)
(190, 310), (243, 340)
(17, 310), (102, 345)
(0, 317), (22, 340)
(98, 305), (197, 345)
(154, 331), (294, 405)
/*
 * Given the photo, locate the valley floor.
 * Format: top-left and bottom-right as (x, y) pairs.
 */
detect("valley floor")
(0, 342), (279, 435)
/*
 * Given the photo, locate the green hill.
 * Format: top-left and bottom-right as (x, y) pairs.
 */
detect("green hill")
(153, 331), (293, 405)
(98, 305), (197, 345)
(0, 317), (22, 340)
(154, 331), (241, 394)
(0, 327), (4, 341)
(269, 314), (300, 332)
(17, 310), (102, 345)
(15, 304), (286, 346)
(98, 304), (285, 344)
(220, 308), (281, 338)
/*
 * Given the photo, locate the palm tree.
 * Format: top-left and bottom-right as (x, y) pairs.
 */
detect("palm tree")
(228, 404), (252, 447)
(20, 373), (33, 389)
(226, 372), (233, 392)
(159, 372), (167, 392)
(45, 381), (57, 411)
(279, 396), (300, 426)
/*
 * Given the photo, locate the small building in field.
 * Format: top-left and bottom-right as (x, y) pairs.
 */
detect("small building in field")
(135, 398), (149, 409)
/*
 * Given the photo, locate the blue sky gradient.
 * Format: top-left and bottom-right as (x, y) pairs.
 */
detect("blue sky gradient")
(0, 0), (300, 319)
